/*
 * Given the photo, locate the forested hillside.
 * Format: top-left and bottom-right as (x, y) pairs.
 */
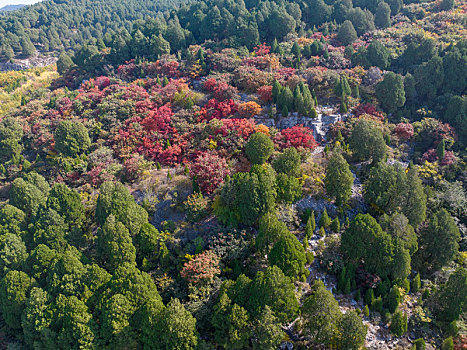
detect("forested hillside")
(0, 0), (466, 349)
(0, 0), (189, 60)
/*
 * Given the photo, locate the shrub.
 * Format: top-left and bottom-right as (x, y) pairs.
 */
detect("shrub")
(245, 132), (274, 165)
(390, 310), (407, 336)
(412, 338), (426, 350)
(411, 273), (421, 293)
(180, 250), (220, 286)
(54, 120), (91, 157)
(238, 101), (262, 118)
(441, 337), (453, 350)
(184, 193), (209, 222)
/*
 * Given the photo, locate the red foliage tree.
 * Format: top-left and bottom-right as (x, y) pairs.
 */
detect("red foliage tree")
(191, 152), (230, 194)
(196, 99), (238, 122)
(180, 250), (221, 285)
(274, 125), (318, 151)
(257, 85), (273, 103)
(394, 123), (414, 140)
(353, 103), (385, 121)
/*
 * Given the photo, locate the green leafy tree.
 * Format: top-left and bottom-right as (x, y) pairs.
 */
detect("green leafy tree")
(0, 117), (23, 163)
(252, 305), (284, 350)
(379, 213), (418, 255)
(391, 242), (411, 281)
(390, 310), (407, 336)
(54, 120), (91, 157)
(245, 132), (274, 165)
(331, 217), (341, 233)
(20, 35), (35, 57)
(325, 152), (354, 206)
(56, 52), (74, 74)
(348, 7), (375, 36)
(248, 265), (299, 322)
(0, 233), (28, 276)
(269, 233), (306, 278)
(0, 205), (26, 235)
(319, 208), (331, 229)
(411, 273), (421, 293)
(432, 268), (467, 322)
(154, 299), (199, 350)
(386, 286), (401, 313)
(100, 293), (138, 349)
(404, 166), (427, 227)
(10, 177), (48, 216)
(47, 183), (85, 228)
(46, 249), (86, 298)
(349, 119), (386, 163)
(337, 20), (357, 46)
(149, 33), (170, 58)
(212, 292), (251, 350)
(219, 165), (276, 226)
(95, 181), (148, 236)
(441, 337), (454, 350)
(139, 296), (165, 348)
(277, 86), (294, 112)
(273, 147), (301, 177)
(341, 214), (393, 277)
(256, 212), (288, 255)
(375, 2), (391, 29)
(415, 56), (444, 103)
(338, 310), (367, 350)
(21, 287), (51, 348)
(97, 215), (136, 273)
(25, 244), (57, 282)
(376, 72), (406, 113)
(0, 270), (33, 329)
(416, 209), (460, 272)
(32, 207), (69, 252)
(436, 138), (446, 161)
(53, 295), (96, 349)
(300, 280), (341, 347)
(276, 173), (302, 204)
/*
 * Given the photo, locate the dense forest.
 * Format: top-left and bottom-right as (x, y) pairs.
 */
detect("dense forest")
(0, 0), (190, 59)
(0, 0), (466, 349)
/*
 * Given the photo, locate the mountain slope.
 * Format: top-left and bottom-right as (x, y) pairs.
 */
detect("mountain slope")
(0, 0), (189, 60)
(0, 5), (26, 12)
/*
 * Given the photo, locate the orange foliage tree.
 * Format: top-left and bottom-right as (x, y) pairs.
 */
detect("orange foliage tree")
(237, 101), (262, 118)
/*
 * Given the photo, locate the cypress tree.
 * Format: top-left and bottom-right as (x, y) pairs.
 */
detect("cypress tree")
(272, 80), (282, 104)
(271, 38), (279, 53)
(319, 209), (331, 228)
(436, 139), (446, 161)
(411, 273), (421, 293)
(291, 42), (301, 60)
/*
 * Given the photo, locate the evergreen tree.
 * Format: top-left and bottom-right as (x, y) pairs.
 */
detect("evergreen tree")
(20, 36), (35, 57)
(57, 52), (74, 74)
(269, 233), (306, 278)
(376, 72), (406, 113)
(319, 209), (331, 229)
(349, 119), (387, 163)
(416, 209), (460, 272)
(390, 310), (407, 336)
(337, 20), (357, 46)
(252, 306), (284, 350)
(375, 2), (391, 29)
(436, 139), (446, 161)
(325, 152), (354, 206)
(245, 132), (275, 165)
(433, 268), (467, 322)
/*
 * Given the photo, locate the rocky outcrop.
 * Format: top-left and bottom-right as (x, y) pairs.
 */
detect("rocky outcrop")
(255, 106), (346, 142)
